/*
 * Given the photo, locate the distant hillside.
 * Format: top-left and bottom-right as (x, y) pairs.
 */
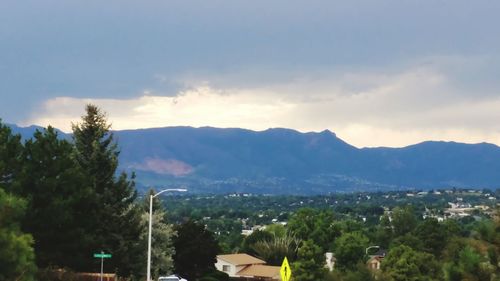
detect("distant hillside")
(8, 124), (500, 194)
(8, 124), (69, 141)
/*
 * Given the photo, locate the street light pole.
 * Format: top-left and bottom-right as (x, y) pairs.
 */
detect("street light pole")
(100, 251), (104, 281)
(147, 194), (154, 281)
(147, 188), (187, 281)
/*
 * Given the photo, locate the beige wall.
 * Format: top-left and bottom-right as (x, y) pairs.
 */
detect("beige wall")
(215, 259), (242, 277)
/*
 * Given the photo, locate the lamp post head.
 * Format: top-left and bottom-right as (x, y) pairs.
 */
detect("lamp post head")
(152, 188), (188, 198)
(366, 245), (380, 255)
(169, 188), (187, 192)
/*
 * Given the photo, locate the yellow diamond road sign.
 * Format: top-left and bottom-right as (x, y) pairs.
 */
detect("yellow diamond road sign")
(280, 257), (292, 281)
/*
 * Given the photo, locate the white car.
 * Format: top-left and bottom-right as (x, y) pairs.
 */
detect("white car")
(158, 275), (187, 281)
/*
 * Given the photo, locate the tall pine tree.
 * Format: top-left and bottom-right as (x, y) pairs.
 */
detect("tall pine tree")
(72, 104), (144, 276)
(173, 220), (220, 280)
(0, 120), (23, 193)
(0, 121), (36, 280)
(0, 188), (36, 281)
(18, 127), (90, 269)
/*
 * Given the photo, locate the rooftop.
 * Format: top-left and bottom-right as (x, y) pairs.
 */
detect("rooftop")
(217, 253), (266, 266)
(237, 264), (281, 279)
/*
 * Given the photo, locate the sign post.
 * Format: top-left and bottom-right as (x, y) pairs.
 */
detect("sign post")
(280, 257), (292, 281)
(93, 252), (112, 281)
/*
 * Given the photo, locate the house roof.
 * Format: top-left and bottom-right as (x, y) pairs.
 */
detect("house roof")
(237, 264), (281, 279)
(217, 254), (266, 266)
(372, 249), (387, 257)
(367, 256), (384, 263)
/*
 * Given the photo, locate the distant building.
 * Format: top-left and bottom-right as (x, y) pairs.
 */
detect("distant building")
(367, 256), (384, 270)
(367, 248), (387, 270)
(325, 252), (336, 271)
(241, 229), (254, 236)
(445, 201), (476, 218)
(448, 202), (472, 209)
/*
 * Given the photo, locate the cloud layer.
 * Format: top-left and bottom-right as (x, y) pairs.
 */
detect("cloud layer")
(3, 1), (500, 147)
(25, 56), (500, 147)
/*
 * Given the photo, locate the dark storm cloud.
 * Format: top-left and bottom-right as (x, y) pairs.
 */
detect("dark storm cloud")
(1, 0), (500, 145)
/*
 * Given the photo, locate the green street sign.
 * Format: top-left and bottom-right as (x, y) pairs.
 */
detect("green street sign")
(93, 253), (112, 258)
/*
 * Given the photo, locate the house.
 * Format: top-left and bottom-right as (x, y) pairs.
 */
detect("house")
(325, 252), (336, 271)
(367, 256), (384, 270)
(446, 201), (475, 218)
(241, 229), (254, 236)
(366, 248), (387, 270)
(215, 253), (280, 280)
(216, 254), (266, 277)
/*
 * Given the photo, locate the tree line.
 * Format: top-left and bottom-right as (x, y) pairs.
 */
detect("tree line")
(236, 206), (500, 281)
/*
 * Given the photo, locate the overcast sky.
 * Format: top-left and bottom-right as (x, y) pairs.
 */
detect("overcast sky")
(2, 0), (500, 147)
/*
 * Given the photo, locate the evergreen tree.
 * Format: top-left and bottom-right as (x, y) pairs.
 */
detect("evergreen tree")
(374, 214), (393, 249)
(18, 127), (90, 269)
(292, 240), (327, 281)
(334, 232), (369, 271)
(0, 121), (23, 193)
(390, 233), (424, 252)
(173, 220), (220, 280)
(0, 188), (36, 281)
(72, 104), (143, 276)
(391, 206), (418, 237)
(414, 218), (447, 257)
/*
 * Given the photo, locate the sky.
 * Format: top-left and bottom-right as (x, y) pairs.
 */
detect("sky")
(2, 0), (500, 148)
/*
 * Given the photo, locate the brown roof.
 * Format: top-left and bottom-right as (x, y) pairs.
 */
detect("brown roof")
(367, 256), (384, 263)
(237, 264), (281, 279)
(217, 254), (266, 266)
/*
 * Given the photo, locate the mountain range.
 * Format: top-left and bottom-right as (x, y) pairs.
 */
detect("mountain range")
(9, 124), (500, 194)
